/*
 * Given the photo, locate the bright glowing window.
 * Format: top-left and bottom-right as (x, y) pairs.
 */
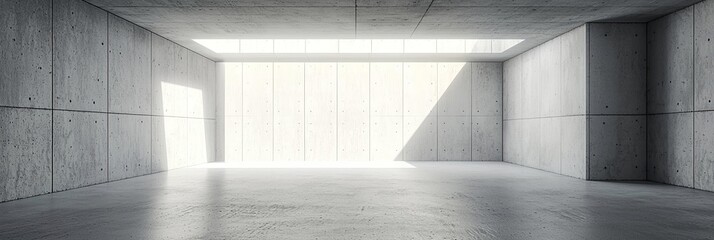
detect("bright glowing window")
(339, 39), (371, 53)
(195, 39), (523, 54)
(466, 39), (492, 53)
(240, 39), (273, 53)
(306, 39), (338, 53)
(274, 39), (305, 53)
(437, 39), (466, 53)
(493, 39), (524, 53)
(404, 39), (436, 53)
(371, 39), (403, 53)
(193, 39), (240, 53)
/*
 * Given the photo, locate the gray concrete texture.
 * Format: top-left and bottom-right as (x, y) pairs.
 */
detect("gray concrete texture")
(587, 23), (647, 115)
(500, 0), (714, 189)
(503, 26), (588, 179)
(560, 25), (588, 116)
(0, 108), (52, 202)
(108, 14), (152, 115)
(215, 62), (502, 162)
(647, 113), (693, 188)
(584, 23), (647, 181)
(53, 0), (109, 112)
(109, 114), (151, 181)
(472, 116), (502, 161)
(188, 51), (216, 119)
(152, 34), (188, 117)
(82, 0), (700, 62)
(647, 6), (694, 114)
(0, 0), (52, 109)
(52, 110), (108, 192)
(504, 23), (649, 181)
(3, 162), (714, 239)
(644, 0), (714, 192)
(589, 116), (646, 180)
(560, 116), (587, 178)
(472, 62), (502, 117)
(695, 111), (714, 191)
(0, 0), (217, 202)
(695, 0), (714, 111)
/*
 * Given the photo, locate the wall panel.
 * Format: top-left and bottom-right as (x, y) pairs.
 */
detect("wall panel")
(53, 0), (108, 112)
(108, 14), (151, 115)
(590, 115), (647, 180)
(695, 111), (714, 191)
(560, 116), (587, 179)
(560, 26), (587, 116)
(539, 39), (561, 117)
(306, 63), (337, 161)
(108, 114), (151, 181)
(152, 116), (187, 172)
(188, 119), (215, 166)
(647, 113), (693, 187)
(472, 63), (502, 117)
(152, 35), (188, 117)
(337, 63), (370, 161)
(219, 116), (242, 162)
(588, 23), (647, 115)
(370, 116), (403, 161)
(695, 0), (714, 111)
(539, 117), (561, 173)
(274, 63), (305, 161)
(216, 63), (242, 162)
(0, 0), (52, 109)
(403, 116), (437, 161)
(472, 116), (502, 161)
(370, 63), (403, 116)
(438, 63), (471, 116)
(404, 63), (437, 116)
(438, 116), (471, 161)
(187, 52), (208, 118)
(242, 63), (273, 161)
(0, 108), (52, 202)
(53, 111), (108, 191)
(647, 7), (694, 114)
(217, 63), (242, 117)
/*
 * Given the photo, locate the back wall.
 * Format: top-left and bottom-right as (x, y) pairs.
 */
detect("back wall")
(217, 62), (502, 162)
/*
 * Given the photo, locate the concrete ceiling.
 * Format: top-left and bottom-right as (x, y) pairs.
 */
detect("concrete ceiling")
(85, 0), (700, 61)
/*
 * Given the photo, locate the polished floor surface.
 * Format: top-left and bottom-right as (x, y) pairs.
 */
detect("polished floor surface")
(1, 162), (714, 239)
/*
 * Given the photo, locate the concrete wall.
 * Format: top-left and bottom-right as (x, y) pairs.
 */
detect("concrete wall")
(647, 0), (714, 191)
(587, 23), (647, 180)
(504, 26), (588, 179)
(217, 62), (502, 162)
(0, 0), (216, 202)
(504, 23), (647, 180)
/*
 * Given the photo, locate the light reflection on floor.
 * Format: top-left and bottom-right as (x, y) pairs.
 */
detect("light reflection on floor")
(191, 161), (417, 169)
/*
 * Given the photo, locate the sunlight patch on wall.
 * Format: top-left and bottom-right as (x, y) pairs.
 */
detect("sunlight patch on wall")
(160, 82), (209, 169)
(187, 87), (207, 164)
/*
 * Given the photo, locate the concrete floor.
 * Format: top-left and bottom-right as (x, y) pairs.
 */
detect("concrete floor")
(1, 162), (713, 240)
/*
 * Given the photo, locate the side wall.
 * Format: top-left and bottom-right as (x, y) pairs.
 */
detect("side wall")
(503, 26), (588, 179)
(647, 0), (714, 191)
(0, 0), (216, 202)
(217, 62), (502, 162)
(504, 23), (648, 180)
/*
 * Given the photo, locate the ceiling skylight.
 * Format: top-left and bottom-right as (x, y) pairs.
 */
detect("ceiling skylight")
(194, 39), (524, 54)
